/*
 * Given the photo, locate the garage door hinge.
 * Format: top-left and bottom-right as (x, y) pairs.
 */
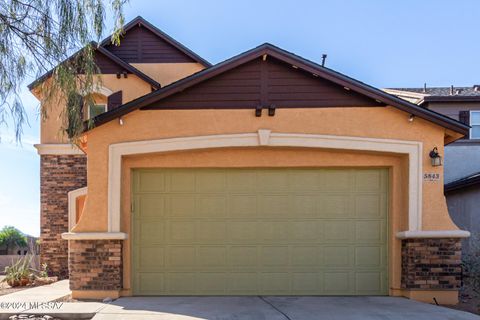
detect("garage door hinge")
(131, 200), (134, 213)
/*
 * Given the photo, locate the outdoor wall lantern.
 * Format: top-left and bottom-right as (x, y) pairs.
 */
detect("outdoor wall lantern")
(429, 147), (443, 167)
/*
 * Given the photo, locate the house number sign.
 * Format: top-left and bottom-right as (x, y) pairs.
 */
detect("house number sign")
(423, 173), (440, 182)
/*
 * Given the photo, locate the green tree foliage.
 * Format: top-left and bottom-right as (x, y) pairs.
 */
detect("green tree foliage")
(0, 0), (126, 141)
(0, 226), (27, 254)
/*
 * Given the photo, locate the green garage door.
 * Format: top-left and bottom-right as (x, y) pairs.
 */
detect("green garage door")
(132, 168), (388, 295)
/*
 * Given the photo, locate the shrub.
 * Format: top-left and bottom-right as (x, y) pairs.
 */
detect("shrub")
(2, 255), (33, 287)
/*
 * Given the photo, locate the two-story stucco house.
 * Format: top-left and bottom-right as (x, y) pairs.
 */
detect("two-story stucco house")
(30, 17), (470, 303)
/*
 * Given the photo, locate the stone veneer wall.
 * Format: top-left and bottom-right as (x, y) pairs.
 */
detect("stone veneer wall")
(69, 240), (122, 291)
(40, 154), (87, 279)
(401, 238), (462, 290)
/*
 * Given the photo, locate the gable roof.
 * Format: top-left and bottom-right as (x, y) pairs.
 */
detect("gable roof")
(90, 43), (469, 135)
(101, 16), (211, 67)
(445, 172), (480, 193)
(27, 43), (161, 90)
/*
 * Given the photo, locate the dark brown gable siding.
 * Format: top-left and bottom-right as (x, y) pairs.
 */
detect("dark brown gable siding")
(94, 51), (131, 74)
(105, 26), (196, 63)
(144, 57), (382, 110)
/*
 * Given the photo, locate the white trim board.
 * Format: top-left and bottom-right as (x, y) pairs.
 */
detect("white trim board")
(34, 144), (85, 155)
(397, 230), (470, 239)
(68, 187), (88, 231)
(62, 232), (127, 240)
(107, 130), (424, 233)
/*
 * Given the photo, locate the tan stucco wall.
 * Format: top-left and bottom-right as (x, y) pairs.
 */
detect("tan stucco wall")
(72, 105), (459, 296)
(130, 63), (205, 86)
(39, 74), (152, 144)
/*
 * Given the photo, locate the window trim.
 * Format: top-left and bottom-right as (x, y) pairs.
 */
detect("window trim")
(88, 103), (107, 119)
(470, 110), (480, 139)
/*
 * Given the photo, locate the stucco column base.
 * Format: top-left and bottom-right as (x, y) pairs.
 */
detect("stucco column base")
(71, 289), (121, 300)
(401, 290), (459, 305)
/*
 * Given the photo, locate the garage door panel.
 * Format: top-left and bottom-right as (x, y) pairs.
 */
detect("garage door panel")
(323, 220), (353, 241)
(354, 246), (382, 267)
(324, 272), (352, 294)
(227, 221), (258, 242)
(292, 272), (319, 293)
(133, 168), (388, 295)
(198, 246), (227, 267)
(197, 196), (227, 218)
(197, 221), (227, 242)
(226, 171), (257, 192)
(262, 221), (290, 241)
(261, 273), (291, 292)
(166, 273), (195, 294)
(138, 221), (165, 244)
(138, 171), (166, 193)
(168, 246), (196, 268)
(228, 246), (258, 267)
(292, 195), (317, 217)
(258, 194), (291, 216)
(355, 220), (384, 242)
(291, 246), (319, 266)
(323, 246), (352, 267)
(318, 194), (350, 218)
(355, 271), (385, 294)
(138, 247), (165, 270)
(197, 273), (227, 294)
(227, 195), (257, 218)
(257, 171), (290, 191)
(319, 170), (352, 192)
(354, 194), (382, 218)
(228, 272), (259, 293)
(167, 195), (196, 217)
(196, 171), (226, 192)
(355, 170), (386, 192)
(167, 221), (195, 243)
(138, 195), (166, 219)
(261, 246), (289, 266)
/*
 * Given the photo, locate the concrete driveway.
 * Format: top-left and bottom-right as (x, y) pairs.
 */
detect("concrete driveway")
(92, 296), (480, 320)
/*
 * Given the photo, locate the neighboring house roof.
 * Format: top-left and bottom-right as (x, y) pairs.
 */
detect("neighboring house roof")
(90, 43), (469, 135)
(445, 172), (480, 193)
(385, 86), (480, 104)
(27, 43), (161, 90)
(101, 16), (211, 67)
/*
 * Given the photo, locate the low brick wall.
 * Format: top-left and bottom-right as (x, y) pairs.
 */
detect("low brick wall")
(69, 240), (122, 291)
(40, 154), (87, 279)
(401, 238), (462, 290)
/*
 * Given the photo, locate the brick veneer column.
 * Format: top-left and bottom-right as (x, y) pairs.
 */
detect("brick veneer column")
(401, 238), (462, 290)
(40, 154), (86, 279)
(69, 240), (122, 291)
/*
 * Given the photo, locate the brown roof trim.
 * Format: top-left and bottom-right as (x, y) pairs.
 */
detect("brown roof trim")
(89, 43), (469, 135)
(445, 172), (480, 193)
(27, 42), (160, 90)
(100, 16), (211, 67)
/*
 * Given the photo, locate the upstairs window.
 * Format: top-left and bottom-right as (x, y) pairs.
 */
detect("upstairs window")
(471, 111), (480, 139)
(88, 104), (106, 118)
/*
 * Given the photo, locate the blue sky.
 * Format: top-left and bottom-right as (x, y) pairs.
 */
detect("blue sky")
(2, 0), (480, 236)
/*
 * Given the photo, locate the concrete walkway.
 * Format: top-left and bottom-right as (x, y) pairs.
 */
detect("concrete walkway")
(92, 296), (480, 320)
(0, 279), (71, 302)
